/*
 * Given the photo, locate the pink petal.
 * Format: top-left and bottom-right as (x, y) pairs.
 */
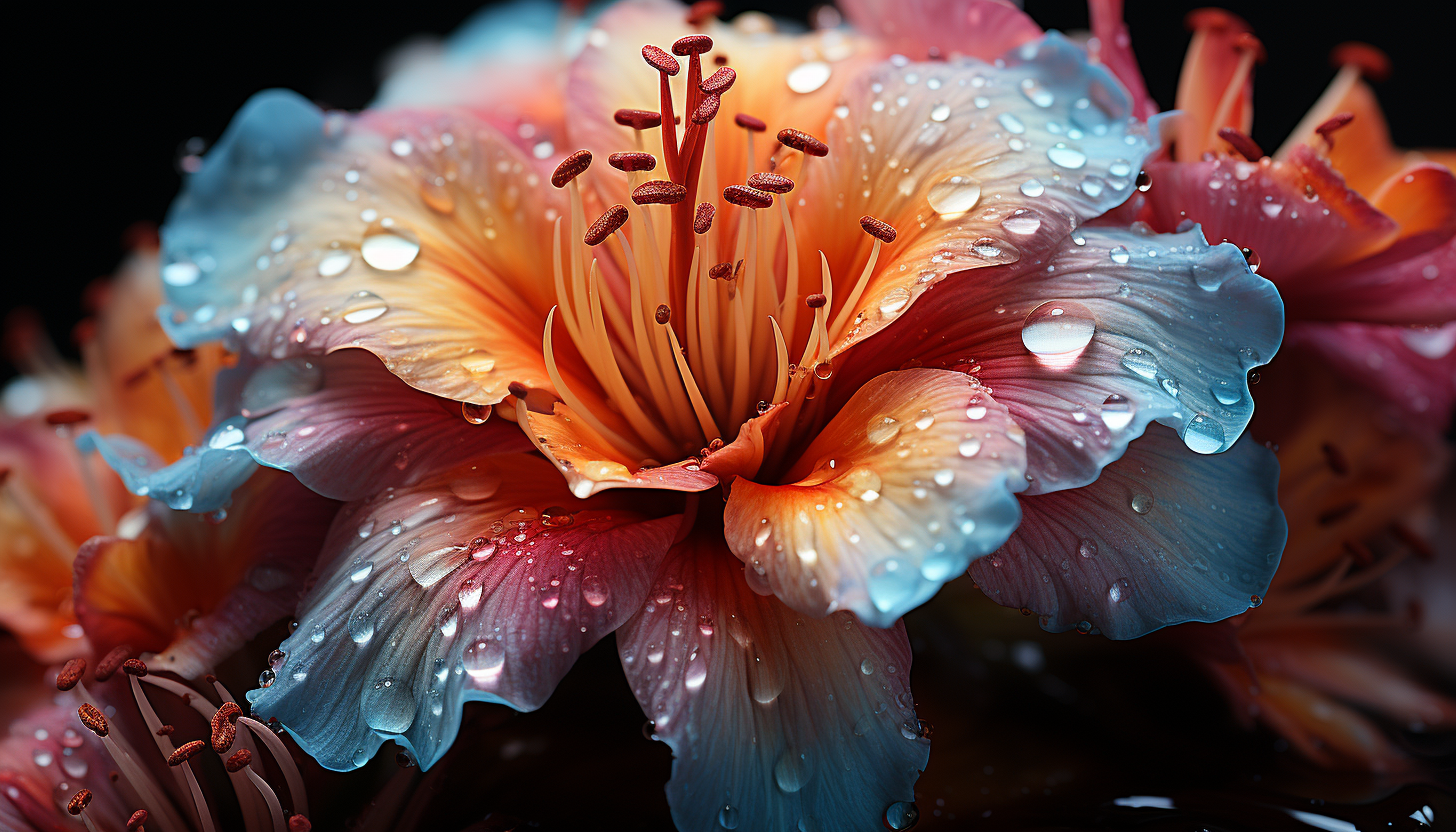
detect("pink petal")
(839, 0), (1042, 62)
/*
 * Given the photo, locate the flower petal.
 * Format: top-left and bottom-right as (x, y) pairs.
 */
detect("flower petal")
(1284, 321), (1456, 433)
(722, 368), (1025, 625)
(1169, 10), (1254, 162)
(838, 0), (1042, 61)
(618, 531), (928, 832)
(160, 90), (565, 405)
(1086, 0), (1159, 121)
(971, 425), (1285, 638)
(246, 455), (678, 770)
(797, 33), (1159, 358)
(1142, 147), (1399, 281)
(2, 693), (130, 831)
(841, 223), (1283, 493)
(72, 469), (339, 677)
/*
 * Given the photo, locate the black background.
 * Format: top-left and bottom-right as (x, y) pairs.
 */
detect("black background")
(8, 0), (1454, 370)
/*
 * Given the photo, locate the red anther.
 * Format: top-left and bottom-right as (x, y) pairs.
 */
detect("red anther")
(585, 204), (631, 245)
(642, 45), (680, 75)
(1315, 112), (1356, 147)
(127, 809), (148, 831)
(168, 740), (206, 766)
(673, 34), (713, 56)
(777, 128), (828, 157)
(78, 703), (109, 737)
(1184, 8), (1250, 32)
(288, 815), (313, 832)
(94, 645), (131, 681)
(686, 1), (722, 25)
(551, 150), (592, 188)
(734, 113), (767, 132)
(508, 382), (530, 399)
(692, 93), (721, 124)
(121, 658), (147, 677)
(609, 151), (658, 172)
(633, 180), (689, 205)
(805, 293), (828, 309)
(747, 172), (794, 193)
(615, 108), (663, 129)
(1320, 442), (1350, 475)
(67, 789), (92, 816)
(694, 202), (715, 234)
(56, 658), (86, 691)
(224, 748), (252, 773)
(204, 674), (216, 684)
(701, 67), (736, 94)
(723, 185), (773, 208)
(655, 304), (672, 325)
(211, 710), (238, 753)
(860, 215), (897, 243)
(1216, 127), (1264, 161)
(216, 701), (242, 724)
(156, 725), (175, 736)
(714, 54), (729, 66)
(1331, 42), (1391, 81)
(709, 262), (732, 280)
(1234, 32), (1266, 63)
(43, 409), (91, 426)
(170, 347), (197, 365)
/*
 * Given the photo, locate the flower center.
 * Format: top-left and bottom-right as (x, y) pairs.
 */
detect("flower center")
(537, 33), (894, 469)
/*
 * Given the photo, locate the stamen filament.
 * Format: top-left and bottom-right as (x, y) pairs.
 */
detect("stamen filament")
(543, 307), (657, 460)
(238, 717), (309, 818)
(243, 768), (287, 832)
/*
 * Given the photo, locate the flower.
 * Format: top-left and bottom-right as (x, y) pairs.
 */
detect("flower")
(75, 2), (1286, 829)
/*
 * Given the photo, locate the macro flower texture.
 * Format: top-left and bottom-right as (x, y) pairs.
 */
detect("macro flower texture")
(4, 0), (1451, 829)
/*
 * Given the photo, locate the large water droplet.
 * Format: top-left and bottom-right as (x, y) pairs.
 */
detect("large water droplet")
(1130, 493), (1154, 514)
(868, 416), (901, 444)
(929, 103), (951, 122)
(362, 677), (416, 734)
(463, 639), (506, 682)
(877, 287), (912, 316)
(317, 251), (354, 277)
(885, 801), (920, 830)
(1210, 379), (1243, 405)
(774, 752), (810, 793)
(1108, 578), (1129, 603)
(786, 61), (831, 94)
(349, 559), (374, 583)
(1021, 300), (1096, 355)
(718, 804), (741, 829)
(462, 402), (493, 424)
(1109, 245), (1130, 264)
(342, 291), (389, 324)
(1120, 348), (1160, 379)
(1020, 179), (1045, 197)
(348, 611), (375, 644)
(1101, 394), (1134, 430)
(1046, 143), (1087, 169)
(1000, 211), (1042, 236)
(1182, 415), (1226, 454)
(361, 225), (421, 271)
(927, 175), (982, 216)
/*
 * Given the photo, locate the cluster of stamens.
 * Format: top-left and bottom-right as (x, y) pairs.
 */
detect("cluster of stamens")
(54, 648), (311, 832)
(524, 32), (898, 471)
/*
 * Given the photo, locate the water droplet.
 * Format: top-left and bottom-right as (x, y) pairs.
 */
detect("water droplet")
(868, 416), (900, 444)
(32, 749), (53, 767)
(877, 287), (911, 316)
(958, 437), (982, 457)
(1182, 415), (1225, 454)
(361, 225), (421, 271)
(933, 469), (955, 486)
(1021, 300), (1096, 355)
(317, 251), (354, 277)
(362, 676), (416, 733)
(390, 138), (413, 157)
(884, 801), (920, 830)
(348, 611), (375, 644)
(1120, 348), (1160, 379)
(310, 623), (326, 643)
(462, 402), (493, 424)
(718, 804), (741, 829)
(1240, 247), (1261, 273)
(1249, 594), (1263, 608)
(1000, 212), (1042, 236)
(463, 639), (506, 682)
(1101, 394), (1134, 430)
(786, 61), (831, 94)
(1078, 539), (1098, 558)
(774, 752), (809, 793)
(1109, 245), (1131, 264)
(1136, 170), (1152, 191)
(914, 409), (935, 430)
(1020, 78), (1054, 107)
(1108, 578), (1130, 603)
(927, 174), (982, 216)
(861, 659), (875, 675)
(1046, 143), (1087, 169)
(258, 668), (276, 688)
(581, 575), (609, 607)
(458, 578), (484, 609)
(349, 559), (374, 583)
(929, 103), (951, 122)
(162, 260), (201, 287)
(1130, 493), (1154, 514)
(1020, 179), (1045, 197)
(342, 291), (389, 324)
(996, 112), (1026, 134)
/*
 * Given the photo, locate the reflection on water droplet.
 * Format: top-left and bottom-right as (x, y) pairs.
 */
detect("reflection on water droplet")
(787, 61), (831, 93)
(1079, 539), (1098, 558)
(1101, 394), (1134, 430)
(885, 801), (919, 830)
(1109, 245), (1130, 264)
(462, 402), (492, 424)
(1249, 594), (1263, 608)
(361, 225), (421, 271)
(163, 260), (201, 287)
(318, 251), (353, 277)
(390, 138), (413, 157)
(1001, 212), (1042, 236)
(878, 287), (911, 316)
(929, 103), (951, 122)
(927, 175), (982, 216)
(463, 639), (506, 682)
(1047, 143), (1087, 169)
(774, 752), (809, 793)
(362, 677), (416, 734)
(718, 804), (740, 829)
(1021, 300), (1096, 355)
(868, 416), (900, 444)
(958, 437), (982, 457)
(342, 291), (389, 324)
(1120, 348), (1160, 379)
(1130, 493), (1154, 514)
(1211, 379), (1243, 405)
(1020, 179), (1045, 197)
(1183, 415), (1225, 454)
(1108, 578), (1129, 603)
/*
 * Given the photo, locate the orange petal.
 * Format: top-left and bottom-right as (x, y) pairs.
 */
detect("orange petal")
(1171, 10), (1257, 162)
(1369, 162), (1456, 251)
(722, 368), (1026, 625)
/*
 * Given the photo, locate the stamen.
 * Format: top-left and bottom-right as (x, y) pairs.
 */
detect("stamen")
(747, 172), (794, 193)
(723, 185), (773, 209)
(289, 816), (312, 832)
(859, 215), (897, 243)
(641, 45), (680, 75)
(829, 217), (893, 340)
(709, 262), (732, 279)
(1314, 112), (1355, 148)
(239, 717), (310, 818)
(1330, 42), (1391, 81)
(655, 304), (672, 325)
(585, 205), (630, 245)
(672, 34), (713, 56)
(167, 740), (205, 766)
(777, 128), (828, 157)
(67, 788), (92, 815)
(225, 749), (252, 772)
(551, 150), (592, 188)
(123, 658), (148, 677)
(701, 67), (736, 94)
(212, 701), (241, 754)
(243, 766), (287, 832)
(95, 645), (132, 681)
(694, 203), (715, 234)
(1217, 127), (1263, 161)
(691, 93), (721, 124)
(128, 809), (148, 831)
(734, 114), (767, 132)
(609, 151), (657, 172)
(79, 703), (109, 736)
(57, 658), (86, 691)
(806, 293), (827, 308)
(614, 108), (663, 129)
(685, 0), (722, 25)
(633, 180), (689, 204)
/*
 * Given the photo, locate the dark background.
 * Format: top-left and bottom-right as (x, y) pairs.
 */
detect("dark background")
(8, 0), (1454, 370)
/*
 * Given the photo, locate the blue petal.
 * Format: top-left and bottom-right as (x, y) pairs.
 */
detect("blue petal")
(971, 424), (1287, 638)
(77, 432), (257, 513)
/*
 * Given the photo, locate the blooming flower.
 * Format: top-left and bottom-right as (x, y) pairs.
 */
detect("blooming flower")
(70, 1), (1289, 829)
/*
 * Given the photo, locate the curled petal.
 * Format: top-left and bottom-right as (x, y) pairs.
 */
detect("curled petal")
(723, 369), (1026, 625)
(520, 401), (720, 498)
(971, 426), (1285, 638)
(797, 33), (1160, 358)
(843, 224), (1283, 494)
(619, 532), (928, 832)
(73, 470), (338, 678)
(247, 455), (677, 770)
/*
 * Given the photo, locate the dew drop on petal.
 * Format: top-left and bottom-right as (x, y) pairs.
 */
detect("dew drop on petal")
(1020, 179), (1045, 197)
(342, 291), (389, 324)
(1021, 300), (1095, 355)
(885, 801), (920, 830)
(462, 402), (493, 424)
(1120, 348), (1160, 379)
(1182, 414), (1225, 454)
(1109, 245), (1130, 264)
(582, 575), (609, 607)
(718, 804), (740, 829)
(462, 639), (506, 682)
(1130, 493), (1154, 514)
(1100, 394), (1134, 430)
(927, 175), (982, 216)
(361, 225), (421, 271)
(1046, 143), (1087, 169)
(929, 103), (951, 122)
(317, 251), (353, 277)
(787, 61), (831, 93)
